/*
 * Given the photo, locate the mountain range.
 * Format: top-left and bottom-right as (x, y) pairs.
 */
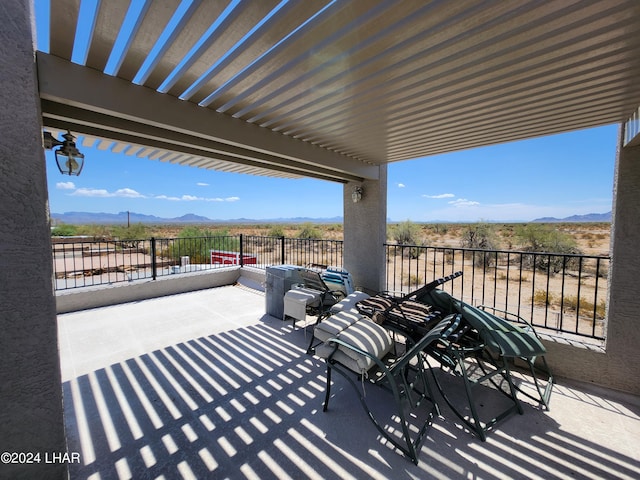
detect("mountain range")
(51, 211), (344, 224)
(52, 211), (613, 224)
(532, 212), (611, 223)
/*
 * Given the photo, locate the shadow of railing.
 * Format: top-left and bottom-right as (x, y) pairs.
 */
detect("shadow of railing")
(62, 319), (640, 479)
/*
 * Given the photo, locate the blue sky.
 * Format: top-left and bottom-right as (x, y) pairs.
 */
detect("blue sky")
(45, 124), (617, 222)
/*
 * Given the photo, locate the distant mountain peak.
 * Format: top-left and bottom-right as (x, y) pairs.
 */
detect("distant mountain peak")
(532, 212), (611, 223)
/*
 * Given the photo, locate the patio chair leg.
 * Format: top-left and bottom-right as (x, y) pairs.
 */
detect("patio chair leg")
(306, 311), (331, 355)
(502, 361), (525, 415)
(523, 356), (554, 409)
(483, 350), (554, 410)
(323, 364), (332, 412)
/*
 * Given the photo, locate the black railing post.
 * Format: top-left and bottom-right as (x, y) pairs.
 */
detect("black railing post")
(151, 237), (157, 280)
(239, 234), (244, 267)
(280, 236), (285, 265)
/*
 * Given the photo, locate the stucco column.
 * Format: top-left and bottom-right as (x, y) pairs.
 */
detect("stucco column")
(343, 165), (387, 293)
(542, 125), (640, 395)
(0, 1), (67, 478)
(603, 126), (640, 393)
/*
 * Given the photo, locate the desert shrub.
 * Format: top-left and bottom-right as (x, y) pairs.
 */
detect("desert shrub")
(515, 224), (581, 273)
(532, 289), (555, 306)
(460, 222), (499, 250)
(532, 290), (606, 319)
(460, 222), (499, 267)
(267, 225), (285, 237)
(424, 223), (448, 235)
(297, 222), (322, 239)
(112, 223), (148, 248)
(84, 224), (113, 241)
(391, 220), (421, 245)
(562, 295), (607, 319)
(515, 224), (578, 253)
(51, 223), (77, 236)
(390, 221), (424, 259)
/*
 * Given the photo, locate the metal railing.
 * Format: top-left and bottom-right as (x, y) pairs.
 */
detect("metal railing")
(52, 236), (241, 289)
(52, 236), (608, 339)
(52, 235), (344, 290)
(385, 244), (609, 340)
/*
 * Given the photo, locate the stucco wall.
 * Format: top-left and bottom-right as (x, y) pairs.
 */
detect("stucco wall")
(536, 130), (640, 396)
(56, 268), (241, 313)
(0, 1), (67, 478)
(343, 165), (388, 293)
(600, 136), (640, 394)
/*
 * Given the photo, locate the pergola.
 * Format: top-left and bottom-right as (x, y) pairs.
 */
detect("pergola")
(2, 1), (640, 478)
(39, 0), (640, 179)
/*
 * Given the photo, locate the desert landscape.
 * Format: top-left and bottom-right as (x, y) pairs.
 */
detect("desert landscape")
(52, 221), (611, 339)
(52, 221), (611, 254)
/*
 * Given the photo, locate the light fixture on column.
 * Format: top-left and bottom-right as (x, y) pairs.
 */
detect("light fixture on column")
(352, 185), (364, 203)
(44, 131), (85, 176)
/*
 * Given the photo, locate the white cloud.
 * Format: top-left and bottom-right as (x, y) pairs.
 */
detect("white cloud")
(423, 193), (455, 199)
(71, 188), (111, 197)
(56, 181), (75, 190)
(196, 182), (209, 187)
(66, 186), (239, 203)
(154, 195), (181, 201)
(154, 194), (240, 202)
(70, 187), (145, 198)
(397, 183), (405, 188)
(449, 198), (480, 207)
(114, 188), (145, 198)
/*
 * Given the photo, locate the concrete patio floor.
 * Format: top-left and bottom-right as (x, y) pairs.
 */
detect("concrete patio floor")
(57, 284), (640, 480)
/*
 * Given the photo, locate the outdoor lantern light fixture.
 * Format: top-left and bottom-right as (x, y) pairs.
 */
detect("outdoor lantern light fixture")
(44, 131), (85, 176)
(352, 185), (364, 203)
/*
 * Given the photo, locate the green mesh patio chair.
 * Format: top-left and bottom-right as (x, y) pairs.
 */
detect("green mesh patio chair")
(416, 288), (554, 441)
(316, 313), (461, 465)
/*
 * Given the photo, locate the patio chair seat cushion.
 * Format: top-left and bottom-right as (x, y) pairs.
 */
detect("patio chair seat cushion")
(314, 311), (362, 343)
(315, 313), (393, 374)
(329, 291), (370, 314)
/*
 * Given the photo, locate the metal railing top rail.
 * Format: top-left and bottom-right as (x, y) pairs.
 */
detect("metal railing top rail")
(384, 242), (609, 261)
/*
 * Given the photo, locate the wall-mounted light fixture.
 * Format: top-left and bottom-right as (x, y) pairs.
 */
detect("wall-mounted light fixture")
(44, 131), (85, 176)
(352, 185), (364, 203)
